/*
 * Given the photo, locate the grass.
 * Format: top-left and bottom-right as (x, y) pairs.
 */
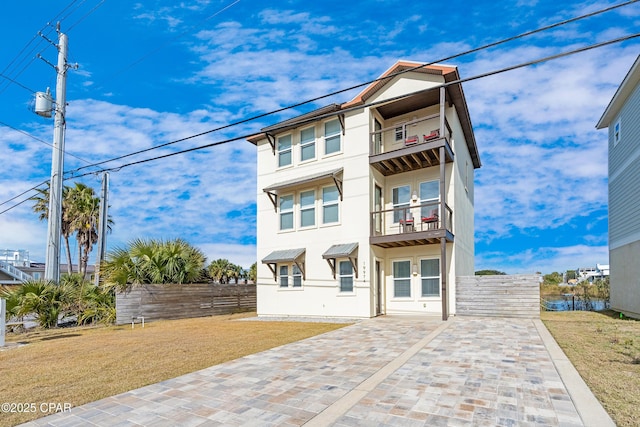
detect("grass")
(0, 312), (347, 426)
(542, 310), (640, 427)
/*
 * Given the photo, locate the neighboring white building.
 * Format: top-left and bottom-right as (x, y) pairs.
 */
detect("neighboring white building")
(575, 264), (610, 283)
(597, 55), (640, 319)
(0, 249), (34, 285)
(249, 61), (481, 320)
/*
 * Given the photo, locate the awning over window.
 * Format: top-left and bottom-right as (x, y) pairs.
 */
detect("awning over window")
(322, 243), (358, 279)
(261, 248), (306, 281)
(263, 168), (343, 210)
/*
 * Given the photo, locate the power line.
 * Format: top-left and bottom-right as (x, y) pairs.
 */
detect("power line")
(1, 1), (638, 213)
(0, 0), (83, 95)
(65, 31), (640, 181)
(65, 0), (639, 176)
(0, 120), (107, 169)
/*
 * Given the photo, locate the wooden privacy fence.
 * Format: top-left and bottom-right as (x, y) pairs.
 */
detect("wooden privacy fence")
(456, 275), (541, 318)
(116, 283), (256, 325)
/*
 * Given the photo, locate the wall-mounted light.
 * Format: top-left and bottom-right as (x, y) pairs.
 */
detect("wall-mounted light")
(413, 263), (418, 276)
(411, 190), (418, 202)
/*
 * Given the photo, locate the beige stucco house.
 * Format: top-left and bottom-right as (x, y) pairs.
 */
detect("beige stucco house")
(249, 61), (481, 320)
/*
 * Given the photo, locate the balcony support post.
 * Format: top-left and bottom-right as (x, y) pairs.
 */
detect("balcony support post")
(440, 237), (448, 320)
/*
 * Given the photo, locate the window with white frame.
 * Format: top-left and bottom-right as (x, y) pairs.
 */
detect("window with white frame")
(420, 258), (440, 297)
(392, 185), (410, 223)
(395, 125), (404, 141)
(339, 260), (354, 292)
(300, 127), (316, 161)
(277, 134), (292, 167)
(279, 195), (294, 230)
(322, 185), (340, 224)
(279, 265), (289, 287)
(393, 260), (411, 298)
(324, 119), (341, 155)
(614, 119), (621, 146)
(419, 180), (439, 219)
(300, 190), (315, 228)
(292, 265), (302, 287)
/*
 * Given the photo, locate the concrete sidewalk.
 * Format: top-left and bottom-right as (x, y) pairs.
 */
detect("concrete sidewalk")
(21, 316), (614, 426)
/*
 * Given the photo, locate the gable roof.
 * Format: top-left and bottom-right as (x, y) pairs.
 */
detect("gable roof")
(597, 55), (640, 129)
(247, 60), (481, 168)
(344, 60), (480, 168)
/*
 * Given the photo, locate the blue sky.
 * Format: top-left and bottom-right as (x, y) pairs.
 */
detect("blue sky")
(0, 0), (638, 273)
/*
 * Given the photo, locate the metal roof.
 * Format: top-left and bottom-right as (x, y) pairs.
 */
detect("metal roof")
(261, 248), (306, 264)
(263, 168), (343, 194)
(322, 243), (358, 259)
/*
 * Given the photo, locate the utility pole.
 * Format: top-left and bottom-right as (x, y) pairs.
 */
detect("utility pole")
(94, 172), (109, 286)
(44, 24), (70, 283)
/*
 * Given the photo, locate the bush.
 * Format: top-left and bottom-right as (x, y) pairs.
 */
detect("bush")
(1, 276), (115, 329)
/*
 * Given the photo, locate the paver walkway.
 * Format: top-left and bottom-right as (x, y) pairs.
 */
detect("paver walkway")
(21, 316), (613, 427)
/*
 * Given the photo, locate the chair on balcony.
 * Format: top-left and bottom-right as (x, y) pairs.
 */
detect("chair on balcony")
(423, 129), (440, 141)
(404, 135), (419, 146)
(399, 213), (414, 233)
(421, 209), (439, 230)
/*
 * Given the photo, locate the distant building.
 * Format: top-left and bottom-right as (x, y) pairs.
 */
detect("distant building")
(0, 249), (33, 284)
(0, 249), (95, 284)
(596, 54), (640, 319)
(575, 264), (609, 284)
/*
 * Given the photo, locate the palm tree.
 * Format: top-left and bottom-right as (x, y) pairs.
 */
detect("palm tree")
(29, 183), (74, 274)
(101, 238), (206, 291)
(66, 183), (99, 279)
(208, 258), (234, 284)
(3, 280), (76, 328)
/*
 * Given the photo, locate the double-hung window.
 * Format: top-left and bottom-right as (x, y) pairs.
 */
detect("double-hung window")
(279, 265), (289, 287)
(300, 127), (316, 161)
(393, 260), (411, 298)
(292, 265), (302, 287)
(392, 185), (410, 223)
(322, 186), (339, 224)
(324, 119), (341, 155)
(419, 180), (439, 219)
(614, 119), (621, 146)
(279, 195), (294, 230)
(421, 259), (440, 297)
(300, 190), (315, 228)
(339, 261), (354, 292)
(277, 135), (292, 167)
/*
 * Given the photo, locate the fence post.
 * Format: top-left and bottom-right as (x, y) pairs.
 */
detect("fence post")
(1, 298), (6, 347)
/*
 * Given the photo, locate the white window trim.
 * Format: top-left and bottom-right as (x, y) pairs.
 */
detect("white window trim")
(392, 259), (412, 299)
(321, 185), (340, 226)
(323, 119), (342, 156)
(277, 134), (293, 169)
(338, 260), (355, 294)
(299, 189), (316, 229)
(613, 118), (621, 147)
(277, 263), (304, 290)
(394, 122), (406, 142)
(419, 258), (440, 299)
(392, 185), (411, 224)
(279, 193), (294, 232)
(300, 126), (316, 163)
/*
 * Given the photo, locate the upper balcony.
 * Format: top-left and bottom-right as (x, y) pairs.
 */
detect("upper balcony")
(370, 113), (454, 176)
(370, 201), (454, 248)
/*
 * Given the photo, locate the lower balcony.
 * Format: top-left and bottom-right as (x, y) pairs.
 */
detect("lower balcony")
(370, 201), (454, 248)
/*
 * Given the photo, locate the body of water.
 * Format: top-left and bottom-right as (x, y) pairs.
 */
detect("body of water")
(542, 295), (608, 312)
